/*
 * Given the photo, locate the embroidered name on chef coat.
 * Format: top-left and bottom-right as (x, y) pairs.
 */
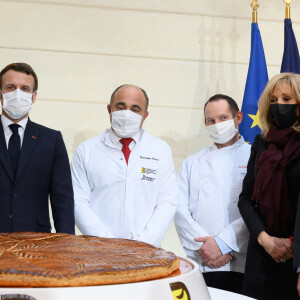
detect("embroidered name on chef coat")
(140, 155), (159, 161)
(141, 174), (155, 182)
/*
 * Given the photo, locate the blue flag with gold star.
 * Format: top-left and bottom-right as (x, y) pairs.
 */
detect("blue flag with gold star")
(280, 18), (300, 74)
(240, 23), (268, 144)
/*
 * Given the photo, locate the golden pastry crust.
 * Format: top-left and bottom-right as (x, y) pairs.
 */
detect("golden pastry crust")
(0, 232), (180, 287)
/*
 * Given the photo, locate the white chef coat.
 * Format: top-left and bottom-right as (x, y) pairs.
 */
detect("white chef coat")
(71, 129), (177, 247)
(175, 137), (250, 273)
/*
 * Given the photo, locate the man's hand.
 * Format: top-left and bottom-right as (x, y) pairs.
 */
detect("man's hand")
(195, 236), (222, 263)
(297, 273), (300, 297)
(206, 253), (234, 268)
(257, 231), (293, 263)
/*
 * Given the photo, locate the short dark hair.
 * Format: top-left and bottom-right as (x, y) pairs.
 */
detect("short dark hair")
(110, 84), (149, 111)
(204, 94), (239, 117)
(0, 62), (38, 92)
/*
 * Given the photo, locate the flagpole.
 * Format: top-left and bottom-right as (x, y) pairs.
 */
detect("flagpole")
(281, 0), (300, 73)
(284, 0), (293, 19)
(251, 0), (259, 23)
(239, 0), (268, 144)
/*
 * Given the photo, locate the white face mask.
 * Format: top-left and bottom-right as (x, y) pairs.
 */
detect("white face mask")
(1, 89), (33, 119)
(111, 110), (143, 138)
(206, 119), (238, 144)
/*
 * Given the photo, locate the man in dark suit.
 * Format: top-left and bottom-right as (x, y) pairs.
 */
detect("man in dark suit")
(0, 62), (74, 234)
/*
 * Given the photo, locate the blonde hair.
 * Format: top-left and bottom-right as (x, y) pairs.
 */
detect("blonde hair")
(258, 72), (300, 137)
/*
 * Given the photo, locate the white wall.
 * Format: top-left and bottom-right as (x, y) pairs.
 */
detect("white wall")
(1, 0), (300, 256)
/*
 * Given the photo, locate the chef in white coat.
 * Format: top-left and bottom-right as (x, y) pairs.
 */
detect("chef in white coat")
(175, 94), (250, 294)
(71, 84), (177, 247)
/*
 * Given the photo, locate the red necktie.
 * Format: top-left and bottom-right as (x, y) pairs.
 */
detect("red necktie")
(120, 138), (133, 164)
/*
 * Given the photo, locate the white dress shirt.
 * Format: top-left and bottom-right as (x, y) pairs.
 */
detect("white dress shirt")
(109, 129), (140, 151)
(71, 128), (177, 247)
(175, 137), (251, 273)
(1, 115), (28, 148)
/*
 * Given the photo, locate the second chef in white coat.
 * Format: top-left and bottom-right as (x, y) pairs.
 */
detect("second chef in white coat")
(72, 84), (177, 247)
(175, 94), (250, 294)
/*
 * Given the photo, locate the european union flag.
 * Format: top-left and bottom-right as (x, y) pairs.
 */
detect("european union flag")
(281, 18), (300, 74)
(240, 23), (268, 144)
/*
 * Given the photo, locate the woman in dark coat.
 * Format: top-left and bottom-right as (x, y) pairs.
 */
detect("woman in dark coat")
(238, 73), (300, 299)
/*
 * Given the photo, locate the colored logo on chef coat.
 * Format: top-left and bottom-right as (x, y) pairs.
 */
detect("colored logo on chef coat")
(141, 167), (156, 182)
(170, 282), (191, 300)
(141, 167), (157, 175)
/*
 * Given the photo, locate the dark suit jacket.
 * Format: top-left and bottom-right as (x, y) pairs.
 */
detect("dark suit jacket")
(0, 118), (75, 234)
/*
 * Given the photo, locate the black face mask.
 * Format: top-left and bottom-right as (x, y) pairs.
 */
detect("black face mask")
(269, 104), (298, 129)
